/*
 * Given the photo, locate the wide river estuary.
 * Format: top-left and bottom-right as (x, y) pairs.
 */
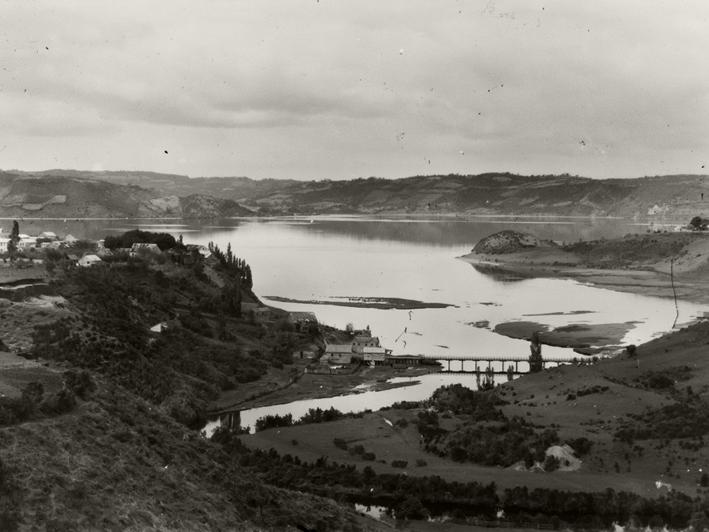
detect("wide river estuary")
(45, 216), (707, 430)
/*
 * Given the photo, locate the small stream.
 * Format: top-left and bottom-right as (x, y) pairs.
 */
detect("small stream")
(203, 363), (573, 435)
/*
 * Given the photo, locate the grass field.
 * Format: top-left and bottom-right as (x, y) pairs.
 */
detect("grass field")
(244, 318), (709, 500)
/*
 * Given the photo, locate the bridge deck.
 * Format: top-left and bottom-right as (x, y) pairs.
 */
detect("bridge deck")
(430, 355), (575, 363)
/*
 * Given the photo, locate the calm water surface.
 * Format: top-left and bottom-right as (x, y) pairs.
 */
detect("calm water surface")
(37, 216), (707, 428)
(88, 216), (706, 359)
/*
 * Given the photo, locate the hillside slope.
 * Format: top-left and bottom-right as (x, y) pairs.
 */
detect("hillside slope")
(463, 230), (709, 304)
(0, 245), (375, 530)
(16, 169), (709, 219)
(0, 172), (252, 218)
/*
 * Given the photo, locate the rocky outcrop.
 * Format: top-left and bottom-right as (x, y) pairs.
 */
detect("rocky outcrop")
(472, 230), (557, 254)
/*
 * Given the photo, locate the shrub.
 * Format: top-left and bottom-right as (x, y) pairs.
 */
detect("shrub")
(349, 444), (365, 456)
(543, 455), (560, 472)
(396, 496), (429, 520)
(333, 438), (348, 450)
(254, 414), (293, 432)
(391, 460), (408, 469)
(64, 370), (95, 399)
(567, 437), (593, 456)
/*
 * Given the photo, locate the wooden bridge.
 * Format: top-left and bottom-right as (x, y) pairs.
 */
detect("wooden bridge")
(433, 355), (575, 374)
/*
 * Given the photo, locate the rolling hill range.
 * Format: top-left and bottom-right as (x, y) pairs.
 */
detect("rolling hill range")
(0, 171), (252, 218)
(3, 169), (709, 219)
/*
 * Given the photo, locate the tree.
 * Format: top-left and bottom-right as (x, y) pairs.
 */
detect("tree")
(7, 220), (19, 261)
(221, 279), (242, 317)
(690, 216), (706, 230)
(529, 332), (543, 373)
(396, 496), (429, 520)
(700, 472), (709, 487)
(543, 454), (560, 472)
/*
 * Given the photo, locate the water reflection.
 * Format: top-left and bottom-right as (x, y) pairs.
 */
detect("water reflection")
(32, 216), (707, 366)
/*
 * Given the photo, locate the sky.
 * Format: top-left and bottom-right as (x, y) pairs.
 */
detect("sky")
(0, 1), (707, 180)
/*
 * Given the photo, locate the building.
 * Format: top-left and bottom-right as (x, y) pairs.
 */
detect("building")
(39, 231), (58, 240)
(323, 343), (354, 365)
(167, 248), (198, 266)
(352, 335), (380, 353)
(0, 238), (9, 253)
(78, 254), (103, 267)
(362, 346), (389, 366)
(18, 235), (37, 249)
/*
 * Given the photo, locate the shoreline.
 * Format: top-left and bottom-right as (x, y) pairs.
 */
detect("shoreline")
(211, 364), (438, 414)
(459, 253), (709, 305)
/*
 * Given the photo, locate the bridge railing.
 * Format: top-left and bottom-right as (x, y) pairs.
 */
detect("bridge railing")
(429, 355), (581, 363)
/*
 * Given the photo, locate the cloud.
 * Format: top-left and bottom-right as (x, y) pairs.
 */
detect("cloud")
(0, 0), (707, 178)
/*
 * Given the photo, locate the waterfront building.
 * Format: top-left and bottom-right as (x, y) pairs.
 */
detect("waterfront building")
(323, 343), (354, 364)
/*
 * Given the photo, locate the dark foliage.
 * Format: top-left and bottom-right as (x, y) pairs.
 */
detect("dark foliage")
(427, 384), (506, 419)
(417, 384), (558, 467)
(211, 430), (697, 529)
(0, 458), (21, 531)
(255, 414), (293, 432)
(29, 263), (283, 428)
(254, 407), (366, 432)
(104, 230), (179, 251)
(616, 396), (709, 441)
(208, 242), (253, 290)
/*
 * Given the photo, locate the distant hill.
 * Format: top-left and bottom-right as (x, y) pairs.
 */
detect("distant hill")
(5, 169), (709, 219)
(0, 171), (253, 218)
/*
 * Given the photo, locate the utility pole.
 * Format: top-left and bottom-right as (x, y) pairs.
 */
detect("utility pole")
(670, 257), (679, 328)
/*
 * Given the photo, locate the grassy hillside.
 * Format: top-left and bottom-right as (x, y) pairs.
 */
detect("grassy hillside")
(0, 172), (252, 218)
(240, 318), (709, 528)
(15, 169), (709, 219)
(0, 244), (376, 531)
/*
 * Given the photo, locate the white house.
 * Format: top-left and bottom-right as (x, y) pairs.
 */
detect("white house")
(78, 254), (103, 267)
(18, 236), (37, 249)
(0, 238), (9, 253)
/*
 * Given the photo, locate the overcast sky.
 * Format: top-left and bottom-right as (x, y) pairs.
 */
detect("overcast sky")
(1, 1), (707, 180)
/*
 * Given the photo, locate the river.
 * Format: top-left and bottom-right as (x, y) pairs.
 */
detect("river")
(29, 216), (707, 430)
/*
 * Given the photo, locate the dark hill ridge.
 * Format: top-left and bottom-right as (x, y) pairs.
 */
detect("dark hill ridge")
(8, 169), (709, 218)
(0, 172), (253, 218)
